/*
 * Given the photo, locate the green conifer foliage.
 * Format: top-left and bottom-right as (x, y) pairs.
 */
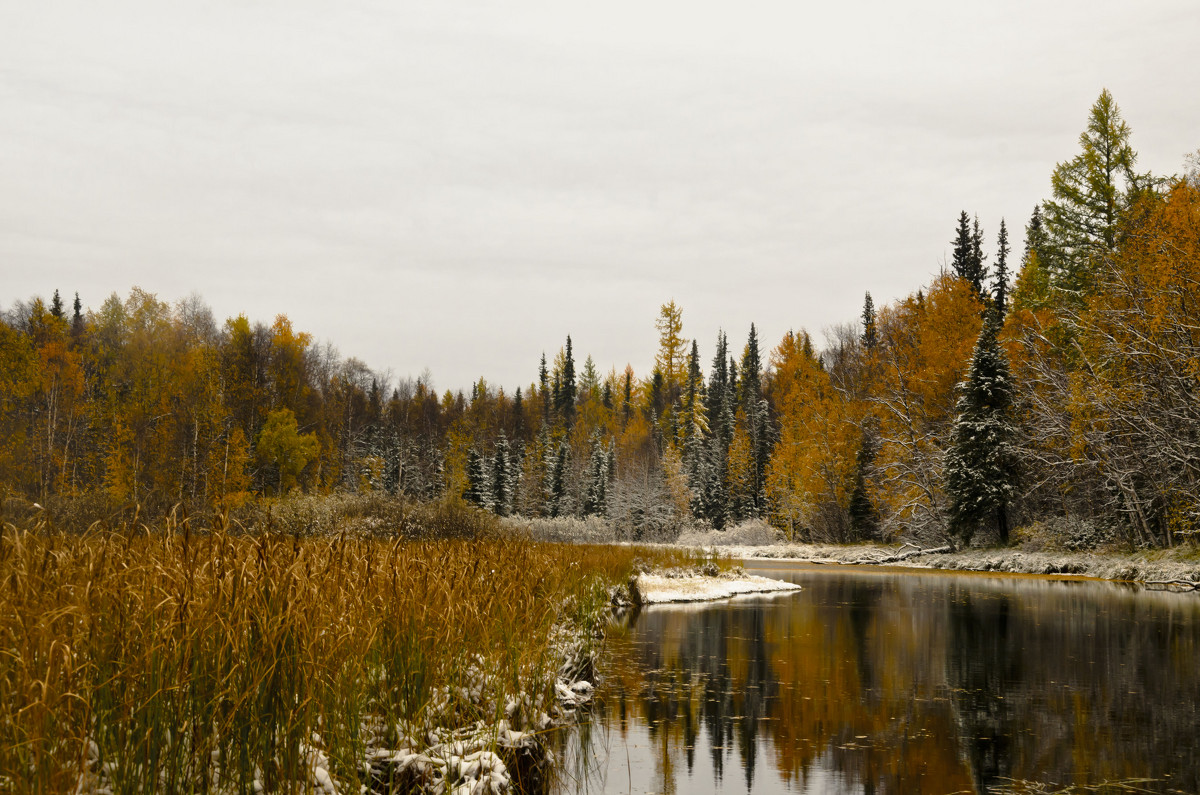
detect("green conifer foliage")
(558, 336), (576, 426)
(539, 353), (550, 418)
(465, 447), (491, 509)
(1043, 89), (1155, 299)
(847, 424), (879, 539)
(491, 433), (511, 516)
(582, 434), (613, 517)
(738, 324), (770, 517)
(951, 212), (988, 297)
(861, 292), (877, 350)
(993, 218), (1011, 318)
(543, 441), (569, 517)
(944, 310), (1019, 546)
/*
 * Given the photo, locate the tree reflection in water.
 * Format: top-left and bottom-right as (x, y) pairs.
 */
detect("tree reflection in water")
(565, 568), (1200, 794)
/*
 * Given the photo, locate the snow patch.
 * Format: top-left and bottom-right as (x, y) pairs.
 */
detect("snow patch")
(635, 572), (801, 604)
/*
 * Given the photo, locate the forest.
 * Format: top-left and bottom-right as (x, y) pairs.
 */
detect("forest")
(3, 90), (1198, 550)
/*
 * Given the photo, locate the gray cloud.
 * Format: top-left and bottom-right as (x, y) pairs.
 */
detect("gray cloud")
(3, 0), (1198, 390)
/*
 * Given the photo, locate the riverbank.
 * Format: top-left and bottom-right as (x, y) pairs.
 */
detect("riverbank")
(701, 541), (1200, 589)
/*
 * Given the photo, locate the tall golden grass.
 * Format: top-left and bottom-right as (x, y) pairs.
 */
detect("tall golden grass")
(0, 504), (693, 793)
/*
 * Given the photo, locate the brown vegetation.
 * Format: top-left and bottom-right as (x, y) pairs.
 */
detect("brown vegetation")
(0, 502), (695, 793)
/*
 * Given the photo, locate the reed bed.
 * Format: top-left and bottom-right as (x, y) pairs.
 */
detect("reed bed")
(0, 508), (696, 794)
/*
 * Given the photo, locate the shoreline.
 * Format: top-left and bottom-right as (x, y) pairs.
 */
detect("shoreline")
(690, 542), (1200, 590)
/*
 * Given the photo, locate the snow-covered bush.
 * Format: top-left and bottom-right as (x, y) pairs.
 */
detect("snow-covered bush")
(677, 518), (784, 547)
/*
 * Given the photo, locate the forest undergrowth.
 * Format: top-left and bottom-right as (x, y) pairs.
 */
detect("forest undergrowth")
(0, 495), (701, 794)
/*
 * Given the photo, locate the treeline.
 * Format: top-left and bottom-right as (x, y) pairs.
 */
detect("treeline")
(2, 90), (1197, 546)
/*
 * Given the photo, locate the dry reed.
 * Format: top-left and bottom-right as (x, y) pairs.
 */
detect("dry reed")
(0, 505), (695, 793)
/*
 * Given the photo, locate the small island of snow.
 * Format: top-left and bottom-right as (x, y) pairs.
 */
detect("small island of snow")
(634, 570), (802, 604)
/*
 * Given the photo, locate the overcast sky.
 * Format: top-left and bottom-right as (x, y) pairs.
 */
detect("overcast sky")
(3, 1), (1198, 393)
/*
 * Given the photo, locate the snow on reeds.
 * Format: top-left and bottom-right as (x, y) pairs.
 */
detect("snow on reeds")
(0, 505), (696, 793)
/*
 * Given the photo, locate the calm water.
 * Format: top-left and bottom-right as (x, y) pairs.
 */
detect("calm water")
(563, 563), (1200, 795)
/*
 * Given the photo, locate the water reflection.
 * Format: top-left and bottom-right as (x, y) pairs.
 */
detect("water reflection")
(571, 566), (1200, 794)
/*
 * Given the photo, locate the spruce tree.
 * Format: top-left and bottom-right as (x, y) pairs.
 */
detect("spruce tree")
(465, 448), (491, 509)
(739, 324), (770, 516)
(944, 309), (1019, 547)
(558, 336), (576, 426)
(970, 215), (988, 296)
(951, 211), (973, 283)
(50, 289), (64, 319)
(993, 218), (1011, 318)
(621, 367), (633, 426)
(697, 331), (734, 528)
(71, 292), (84, 337)
(860, 292), (877, 350)
(950, 212), (988, 298)
(513, 387), (524, 438)
(847, 425), (879, 539)
(539, 353), (550, 418)
(582, 434), (613, 517)
(544, 441), (569, 518)
(492, 433), (511, 516)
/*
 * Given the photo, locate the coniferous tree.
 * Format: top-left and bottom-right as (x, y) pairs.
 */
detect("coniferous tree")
(970, 215), (988, 296)
(539, 353), (550, 418)
(71, 292), (84, 338)
(50, 289), (64, 319)
(557, 336), (576, 426)
(621, 366), (633, 426)
(695, 331), (734, 528)
(512, 386), (524, 438)
(993, 218), (1011, 318)
(861, 292), (877, 350)
(951, 211), (973, 282)
(507, 441), (523, 514)
(465, 447), (491, 509)
(944, 309), (1019, 547)
(739, 324), (770, 517)
(847, 425), (879, 539)
(543, 441), (569, 517)
(582, 434), (613, 517)
(951, 212), (988, 297)
(1012, 205), (1053, 311)
(492, 433), (511, 516)
(1043, 89), (1156, 298)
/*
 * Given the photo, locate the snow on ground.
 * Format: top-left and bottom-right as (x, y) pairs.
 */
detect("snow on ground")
(698, 543), (1200, 587)
(634, 572), (802, 604)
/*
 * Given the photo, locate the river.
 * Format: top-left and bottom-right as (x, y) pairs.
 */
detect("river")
(562, 562), (1200, 794)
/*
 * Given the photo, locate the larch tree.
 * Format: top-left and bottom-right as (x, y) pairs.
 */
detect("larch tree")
(1043, 89), (1153, 298)
(655, 301), (687, 403)
(256, 408), (320, 496)
(944, 309), (1019, 547)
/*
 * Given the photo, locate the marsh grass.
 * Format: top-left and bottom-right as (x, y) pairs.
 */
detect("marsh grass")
(0, 501), (696, 793)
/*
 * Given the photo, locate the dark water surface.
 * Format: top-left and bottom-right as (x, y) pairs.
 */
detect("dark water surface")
(564, 563), (1200, 794)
